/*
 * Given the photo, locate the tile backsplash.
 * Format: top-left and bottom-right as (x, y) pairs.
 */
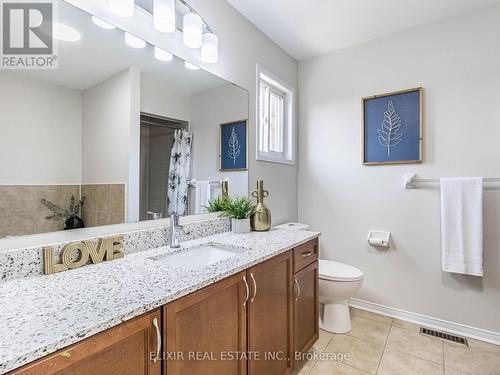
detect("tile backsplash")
(0, 184), (126, 238)
(81, 184), (125, 227)
(0, 185), (80, 238)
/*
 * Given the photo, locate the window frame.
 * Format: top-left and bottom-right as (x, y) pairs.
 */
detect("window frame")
(256, 64), (296, 165)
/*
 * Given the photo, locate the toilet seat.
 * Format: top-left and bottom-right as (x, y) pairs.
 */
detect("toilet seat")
(319, 259), (363, 282)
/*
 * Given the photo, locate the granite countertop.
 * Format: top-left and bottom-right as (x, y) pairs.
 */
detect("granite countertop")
(0, 229), (320, 374)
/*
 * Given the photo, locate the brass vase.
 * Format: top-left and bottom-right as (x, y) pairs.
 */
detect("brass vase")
(251, 181), (271, 231)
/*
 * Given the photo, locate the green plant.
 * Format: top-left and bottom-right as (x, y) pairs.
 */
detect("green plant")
(204, 196), (230, 213)
(221, 196), (256, 220)
(40, 195), (86, 222)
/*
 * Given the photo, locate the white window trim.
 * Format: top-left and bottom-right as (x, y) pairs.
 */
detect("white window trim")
(256, 64), (296, 166)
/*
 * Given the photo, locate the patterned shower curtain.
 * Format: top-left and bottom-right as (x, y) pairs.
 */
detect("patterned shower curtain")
(167, 130), (193, 216)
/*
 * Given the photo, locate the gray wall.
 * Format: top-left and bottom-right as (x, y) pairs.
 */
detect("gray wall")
(298, 4), (500, 333)
(190, 0), (299, 225)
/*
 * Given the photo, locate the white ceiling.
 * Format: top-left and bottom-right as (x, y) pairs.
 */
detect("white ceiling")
(226, 0), (500, 60)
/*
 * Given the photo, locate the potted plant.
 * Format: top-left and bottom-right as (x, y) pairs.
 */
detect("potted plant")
(204, 196), (230, 213)
(221, 196), (256, 234)
(40, 195), (86, 230)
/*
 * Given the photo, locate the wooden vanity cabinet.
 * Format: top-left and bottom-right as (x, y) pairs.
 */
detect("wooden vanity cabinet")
(292, 238), (319, 368)
(9, 309), (161, 375)
(293, 261), (319, 357)
(246, 251), (294, 375)
(163, 271), (248, 375)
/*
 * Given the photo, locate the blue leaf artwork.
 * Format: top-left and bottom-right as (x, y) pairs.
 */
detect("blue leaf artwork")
(377, 100), (404, 157)
(363, 89), (422, 164)
(220, 120), (247, 170)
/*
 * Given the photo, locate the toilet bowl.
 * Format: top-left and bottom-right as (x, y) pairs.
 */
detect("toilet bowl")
(319, 259), (363, 333)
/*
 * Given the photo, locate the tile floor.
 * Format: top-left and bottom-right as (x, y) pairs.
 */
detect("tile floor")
(294, 307), (500, 375)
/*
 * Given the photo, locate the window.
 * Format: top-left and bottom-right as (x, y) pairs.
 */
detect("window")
(257, 64), (295, 165)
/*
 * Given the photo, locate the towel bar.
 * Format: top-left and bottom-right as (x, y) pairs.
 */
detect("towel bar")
(403, 174), (500, 190)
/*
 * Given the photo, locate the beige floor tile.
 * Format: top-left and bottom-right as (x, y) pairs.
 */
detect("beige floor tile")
(378, 349), (443, 375)
(386, 326), (444, 364)
(293, 359), (316, 375)
(444, 340), (500, 375)
(391, 319), (421, 332)
(445, 366), (470, 375)
(350, 308), (393, 324)
(309, 359), (370, 374)
(347, 315), (391, 346)
(466, 338), (500, 354)
(324, 334), (383, 374)
(312, 329), (335, 353)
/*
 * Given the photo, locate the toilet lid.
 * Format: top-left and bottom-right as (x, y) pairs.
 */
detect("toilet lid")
(319, 259), (363, 282)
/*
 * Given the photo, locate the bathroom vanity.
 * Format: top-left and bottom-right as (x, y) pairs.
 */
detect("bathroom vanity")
(0, 225), (319, 374)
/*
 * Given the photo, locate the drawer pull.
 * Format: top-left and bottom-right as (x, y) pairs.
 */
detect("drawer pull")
(243, 275), (250, 306)
(250, 273), (257, 303)
(60, 351), (71, 358)
(302, 251), (313, 257)
(152, 317), (161, 363)
(294, 278), (301, 302)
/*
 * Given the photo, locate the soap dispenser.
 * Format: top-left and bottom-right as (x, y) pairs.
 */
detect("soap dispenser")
(251, 180), (271, 231)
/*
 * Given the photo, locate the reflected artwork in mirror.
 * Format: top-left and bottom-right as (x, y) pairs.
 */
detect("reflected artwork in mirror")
(0, 0), (249, 239)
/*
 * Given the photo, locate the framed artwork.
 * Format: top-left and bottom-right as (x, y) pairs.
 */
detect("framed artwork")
(362, 87), (423, 165)
(219, 120), (248, 171)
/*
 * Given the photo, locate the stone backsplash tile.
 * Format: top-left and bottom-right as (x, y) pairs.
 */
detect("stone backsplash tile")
(0, 185), (80, 238)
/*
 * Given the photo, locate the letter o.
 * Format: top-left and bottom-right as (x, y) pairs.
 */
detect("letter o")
(61, 242), (90, 269)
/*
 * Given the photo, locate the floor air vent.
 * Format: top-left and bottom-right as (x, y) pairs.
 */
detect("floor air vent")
(420, 328), (468, 346)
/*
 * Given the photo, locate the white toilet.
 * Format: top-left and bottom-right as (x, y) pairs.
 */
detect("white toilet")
(319, 259), (363, 333)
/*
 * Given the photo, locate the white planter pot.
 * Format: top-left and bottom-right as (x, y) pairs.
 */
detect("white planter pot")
(231, 218), (251, 234)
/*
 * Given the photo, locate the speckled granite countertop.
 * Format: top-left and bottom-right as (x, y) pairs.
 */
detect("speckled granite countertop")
(0, 229), (320, 374)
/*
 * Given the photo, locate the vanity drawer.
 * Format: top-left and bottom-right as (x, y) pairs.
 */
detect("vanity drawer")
(293, 239), (318, 272)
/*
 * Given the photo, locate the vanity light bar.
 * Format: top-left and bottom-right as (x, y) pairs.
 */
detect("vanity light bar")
(109, 0), (134, 18)
(184, 61), (200, 70)
(124, 32), (146, 48)
(154, 46), (174, 62)
(105, 0), (218, 63)
(92, 16), (116, 29)
(153, 0), (176, 33)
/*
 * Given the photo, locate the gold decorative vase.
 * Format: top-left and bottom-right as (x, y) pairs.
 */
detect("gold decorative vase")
(251, 180), (271, 231)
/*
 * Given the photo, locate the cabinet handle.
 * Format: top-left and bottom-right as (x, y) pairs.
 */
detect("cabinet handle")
(302, 251), (312, 257)
(152, 317), (161, 363)
(294, 278), (301, 302)
(243, 275), (250, 306)
(250, 273), (257, 303)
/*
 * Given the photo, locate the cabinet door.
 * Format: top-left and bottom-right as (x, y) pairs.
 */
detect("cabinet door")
(163, 272), (247, 375)
(294, 260), (319, 357)
(247, 251), (293, 375)
(10, 309), (161, 375)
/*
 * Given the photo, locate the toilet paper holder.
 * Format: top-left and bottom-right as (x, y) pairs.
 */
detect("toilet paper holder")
(367, 231), (391, 248)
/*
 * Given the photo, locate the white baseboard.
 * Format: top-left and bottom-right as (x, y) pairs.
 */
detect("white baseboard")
(349, 298), (500, 346)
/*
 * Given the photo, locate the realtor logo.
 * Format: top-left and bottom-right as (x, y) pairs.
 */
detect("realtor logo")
(1, 0), (58, 69)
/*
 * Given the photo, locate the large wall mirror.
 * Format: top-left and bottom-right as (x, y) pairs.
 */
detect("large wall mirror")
(0, 0), (249, 239)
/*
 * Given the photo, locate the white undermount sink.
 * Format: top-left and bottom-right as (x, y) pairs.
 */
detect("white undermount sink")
(151, 244), (242, 271)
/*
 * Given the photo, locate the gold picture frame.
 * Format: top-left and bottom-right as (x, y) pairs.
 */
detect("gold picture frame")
(361, 87), (424, 165)
(219, 119), (248, 171)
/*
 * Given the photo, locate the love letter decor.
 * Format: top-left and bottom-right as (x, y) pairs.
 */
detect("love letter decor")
(43, 235), (124, 275)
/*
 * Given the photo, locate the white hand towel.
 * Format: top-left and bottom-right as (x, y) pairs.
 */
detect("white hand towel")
(194, 181), (211, 215)
(441, 177), (483, 277)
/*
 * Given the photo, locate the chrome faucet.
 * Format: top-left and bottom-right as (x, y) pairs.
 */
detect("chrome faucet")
(169, 214), (190, 248)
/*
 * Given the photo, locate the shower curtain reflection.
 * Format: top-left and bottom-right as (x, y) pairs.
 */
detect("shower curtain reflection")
(167, 129), (193, 216)
(139, 113), (188, 220)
